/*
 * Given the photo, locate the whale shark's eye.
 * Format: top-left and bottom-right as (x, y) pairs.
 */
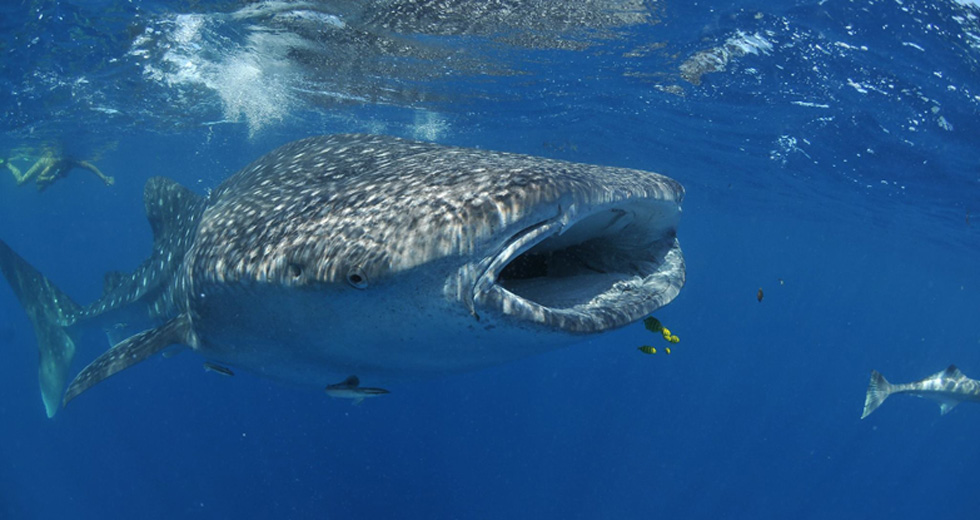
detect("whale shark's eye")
(287, 263), (303, 279)
(347, 269), (368, 289)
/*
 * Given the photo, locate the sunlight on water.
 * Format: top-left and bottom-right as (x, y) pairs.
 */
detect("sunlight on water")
(133, 12), (303, 135)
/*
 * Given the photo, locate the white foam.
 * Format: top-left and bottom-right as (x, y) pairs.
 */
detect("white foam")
(411, 111), (450, 141)
(727, 31), (773, 56)
(791, 101), (831, 108)
(130, 10), (322, 135)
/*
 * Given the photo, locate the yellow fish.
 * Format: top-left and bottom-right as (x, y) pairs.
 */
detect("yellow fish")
(639, 315), (680, 354)
(643, 316), (663, 333)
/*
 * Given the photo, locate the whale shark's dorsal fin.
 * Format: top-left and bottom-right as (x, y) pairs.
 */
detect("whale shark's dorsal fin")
(84, 178), (206, 319)
(144, 177), (201, 240)
(63, 314), (195, 408)
(340, 375), (360, 388)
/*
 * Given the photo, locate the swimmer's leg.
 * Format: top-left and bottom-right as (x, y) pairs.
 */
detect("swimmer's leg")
(4, 161), (29, 184)
(15, 157), (48, 185)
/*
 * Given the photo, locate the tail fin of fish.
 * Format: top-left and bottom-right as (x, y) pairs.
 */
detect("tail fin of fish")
(861, 370), (893, 419)
(0, 240), (81, 418)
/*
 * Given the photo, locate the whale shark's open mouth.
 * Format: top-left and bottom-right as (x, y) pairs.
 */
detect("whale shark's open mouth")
(473, 198), (684, 333)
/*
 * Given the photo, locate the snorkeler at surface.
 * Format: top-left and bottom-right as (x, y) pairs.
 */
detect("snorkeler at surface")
(5, 151), (114, 191)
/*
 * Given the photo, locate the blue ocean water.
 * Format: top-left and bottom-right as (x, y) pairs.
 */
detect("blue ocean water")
(1, 0), (979, 518)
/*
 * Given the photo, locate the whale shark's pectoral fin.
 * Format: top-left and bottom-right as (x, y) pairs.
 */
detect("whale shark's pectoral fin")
(63, 314), (194, 408)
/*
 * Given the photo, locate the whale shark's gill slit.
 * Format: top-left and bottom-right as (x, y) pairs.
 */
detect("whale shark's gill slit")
(495, 201), (679, 310)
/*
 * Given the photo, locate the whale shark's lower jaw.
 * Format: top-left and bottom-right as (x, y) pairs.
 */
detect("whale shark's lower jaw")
(472, 197), (684, 334)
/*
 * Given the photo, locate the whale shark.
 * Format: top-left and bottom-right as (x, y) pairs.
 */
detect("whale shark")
(861, 365), (980, 418)
(0, 134), (685, 417)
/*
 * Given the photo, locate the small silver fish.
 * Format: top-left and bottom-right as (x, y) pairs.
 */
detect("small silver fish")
(203, 362), (234, 377)
(324, 375), (389, 405)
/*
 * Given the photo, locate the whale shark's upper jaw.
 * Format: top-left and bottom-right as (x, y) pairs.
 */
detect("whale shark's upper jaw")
(470, 193), (684, 334)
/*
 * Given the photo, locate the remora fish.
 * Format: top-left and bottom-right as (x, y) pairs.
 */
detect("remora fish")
(203, 362), (234, 377)
(0, 134), (685, 417)
(861, 365), (980, 419)
(325, 375), (389, 404)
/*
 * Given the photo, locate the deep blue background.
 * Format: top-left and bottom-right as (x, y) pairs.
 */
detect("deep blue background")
(2, 1), (980, 518)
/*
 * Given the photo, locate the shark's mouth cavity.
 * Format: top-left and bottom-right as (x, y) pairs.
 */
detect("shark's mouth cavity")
(474, 199), (685, 333)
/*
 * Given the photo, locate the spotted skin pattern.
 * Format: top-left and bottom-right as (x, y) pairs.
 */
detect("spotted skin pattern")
(190, 134), (682, 289)
(2, 134), (686, 415)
